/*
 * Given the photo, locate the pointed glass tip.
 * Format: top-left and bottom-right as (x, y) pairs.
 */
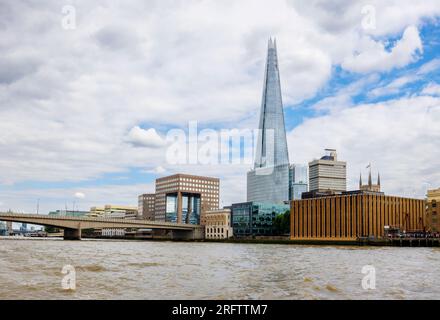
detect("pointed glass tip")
(268, 37), (275, 49)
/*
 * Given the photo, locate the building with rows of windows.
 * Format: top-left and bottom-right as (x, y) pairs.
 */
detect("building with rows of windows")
(139, 173), (220, 225)
(204, 208), (233, 239)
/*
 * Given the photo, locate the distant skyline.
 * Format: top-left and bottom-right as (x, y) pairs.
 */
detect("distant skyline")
(0, 1), (440, 214)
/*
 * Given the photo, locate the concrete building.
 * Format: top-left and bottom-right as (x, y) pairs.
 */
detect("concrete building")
(88, 205), (138, 219)
(154, 174), (220, 225)
(308, 149), (346, 193)
(427, 188), (440, 233)
(247, 39), (290, 204)
(88, 207), (105, 218)
(103, 205), (138, 219)
(205, 208), (233, 239)
(291, 192), (425, 241)
(138, 193), (155, 220)
(231, 202), (289, 237)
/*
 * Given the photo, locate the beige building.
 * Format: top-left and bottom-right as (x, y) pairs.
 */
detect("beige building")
(309, 149), (346, 193)
(205, 209), (233, 239)
(154, 173), (220, 225)
(88, 205), (138, 219)
(138, 193), (155, 220)
(88, 207), (105, 218)
(427, 188), (440, 233)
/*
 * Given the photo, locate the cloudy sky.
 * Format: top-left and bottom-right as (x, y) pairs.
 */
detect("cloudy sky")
(1, 0), (440, 214)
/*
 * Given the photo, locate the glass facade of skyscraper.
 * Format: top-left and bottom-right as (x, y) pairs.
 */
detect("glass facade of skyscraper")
(247, 39), (290, 203)
(289, 164), (308, 200)
(231, 201), (289, 236)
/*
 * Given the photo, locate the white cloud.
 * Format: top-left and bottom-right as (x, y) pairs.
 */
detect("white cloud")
(153, 166), (166, 174)
(127, 126), (166, 148)
(422, 83), (440, 96)
(342, 26), (423, 73)
(74, 192), (85, 199)
(368, 75), (418, 98)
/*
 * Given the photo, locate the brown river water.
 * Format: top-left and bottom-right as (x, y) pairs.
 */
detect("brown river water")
(0, 238), (439, 300)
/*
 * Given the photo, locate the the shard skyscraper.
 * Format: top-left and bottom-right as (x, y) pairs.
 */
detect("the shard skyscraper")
(247, 38), (290, 203)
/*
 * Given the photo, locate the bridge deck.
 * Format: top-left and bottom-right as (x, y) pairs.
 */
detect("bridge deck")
(0, 212), (199, 230)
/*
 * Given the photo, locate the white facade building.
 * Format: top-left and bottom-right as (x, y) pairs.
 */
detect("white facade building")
(308, 149), (346, 193)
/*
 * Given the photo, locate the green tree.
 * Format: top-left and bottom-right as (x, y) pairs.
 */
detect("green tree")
(273, 210), (290, 235)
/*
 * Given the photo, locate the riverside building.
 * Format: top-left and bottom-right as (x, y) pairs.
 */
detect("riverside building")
(139, 173), (220, 225)
(231, 201), (289, 237)
(427, 188), (440, 233)
(291, 192), (425, 241)
(204, 208), (233, 239)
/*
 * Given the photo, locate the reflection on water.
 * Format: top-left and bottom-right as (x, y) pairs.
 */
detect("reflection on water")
(0, 238), (439, 300)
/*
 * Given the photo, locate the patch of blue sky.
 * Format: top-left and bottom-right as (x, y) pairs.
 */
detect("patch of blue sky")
(1, 168), (156, 191)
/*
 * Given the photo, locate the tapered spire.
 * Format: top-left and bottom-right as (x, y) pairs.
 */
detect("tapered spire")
(368, 169), (372, 186)
(377, 172), (381, 186)
(254, 37), (289, 168)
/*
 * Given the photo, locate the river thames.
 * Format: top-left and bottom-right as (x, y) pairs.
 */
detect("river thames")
(0, 238), (439, 300)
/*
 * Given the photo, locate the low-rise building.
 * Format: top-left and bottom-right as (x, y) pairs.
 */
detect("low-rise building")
(102, 228), (125, 237)
(231, 202), (290, 237)
(88, 205), (138, 219)
(49, 210), (89, 217)
(88, 207), (105, 218)
(291, 192), (425, 241)
(427, 188), (440, 233)
(205, 209), (233, 239)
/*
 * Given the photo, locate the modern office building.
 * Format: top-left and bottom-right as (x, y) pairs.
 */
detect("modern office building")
(231, 201), (289, 237)
(427, 188), (440, 233)
(204, 208), (233, 239)
(308, 149), (346, 193)
(289, 164), (308, 200)
(49, 210), (89, 217)
(154, 173), (220, 225)
(138, 193), (155, 220)
(291, 192), (425, 241)
(247, 38), (290, 203)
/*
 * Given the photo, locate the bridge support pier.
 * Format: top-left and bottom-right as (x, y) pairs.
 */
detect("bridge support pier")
(64, 228), (81, 240)
(171, 226), (205, 240)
